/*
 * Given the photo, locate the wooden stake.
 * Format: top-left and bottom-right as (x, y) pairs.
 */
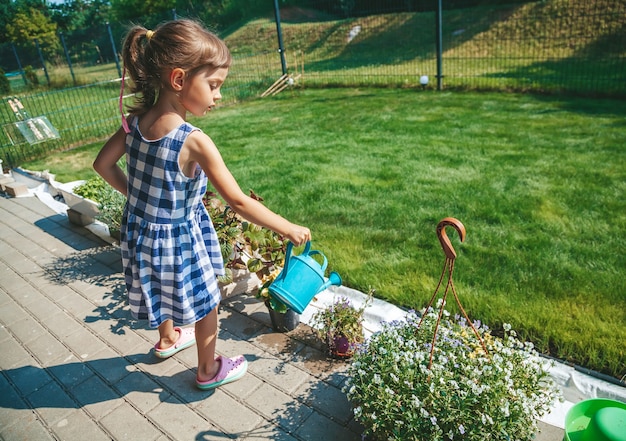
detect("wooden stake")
(261, 74), (288, 97)
(270, 73), (301, 96)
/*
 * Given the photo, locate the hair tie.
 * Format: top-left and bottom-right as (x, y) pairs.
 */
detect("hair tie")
(146, 30), (154, 40)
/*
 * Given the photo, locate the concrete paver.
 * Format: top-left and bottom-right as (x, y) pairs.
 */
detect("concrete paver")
(0, 194), (564, 440)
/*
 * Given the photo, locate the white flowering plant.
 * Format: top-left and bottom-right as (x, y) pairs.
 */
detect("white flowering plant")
(344, 304), (561, 441)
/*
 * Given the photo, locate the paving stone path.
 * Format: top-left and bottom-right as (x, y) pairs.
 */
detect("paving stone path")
(0, 195), (564, 440)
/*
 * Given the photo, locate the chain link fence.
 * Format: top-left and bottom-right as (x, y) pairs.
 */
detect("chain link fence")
(1, 0), (625, 167)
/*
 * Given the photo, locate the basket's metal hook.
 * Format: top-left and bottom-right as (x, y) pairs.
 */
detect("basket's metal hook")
(419, 217), (489, 370)
(437, 217), (466, 260)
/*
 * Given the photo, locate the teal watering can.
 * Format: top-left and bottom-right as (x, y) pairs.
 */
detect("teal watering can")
(269, 241), (342, 314)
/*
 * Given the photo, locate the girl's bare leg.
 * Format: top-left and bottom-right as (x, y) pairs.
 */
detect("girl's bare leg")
(195, 307), (220, 382)
(157, 319), (179, 350)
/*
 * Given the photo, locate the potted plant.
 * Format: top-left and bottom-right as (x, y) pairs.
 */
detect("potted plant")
(60, 176), (103, 225)
(256, 267), (300, 332)
(67, 176), (126, 239)
(94, 181), (125, 240)
(344, 302), (561, 441)
(311, 292), (372, 358)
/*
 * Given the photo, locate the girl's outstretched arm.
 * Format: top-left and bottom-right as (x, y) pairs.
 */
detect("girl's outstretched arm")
(182, 131), (311, 246)
(93, 128), (128, 196)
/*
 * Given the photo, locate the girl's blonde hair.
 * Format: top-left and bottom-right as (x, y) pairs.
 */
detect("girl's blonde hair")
(122, 19), (232, 115)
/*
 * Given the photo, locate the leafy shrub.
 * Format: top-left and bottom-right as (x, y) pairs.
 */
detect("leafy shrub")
(203, 191), (286, 284)
(256, 267), (289, 312)
(73, 178), (285, 281)
(96, 185), (125, 236)
(24, 66), (39, 88)
(72, 176), (123, 234)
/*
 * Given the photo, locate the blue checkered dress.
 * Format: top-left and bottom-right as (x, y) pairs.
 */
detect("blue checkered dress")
(120, 117), (225, 328)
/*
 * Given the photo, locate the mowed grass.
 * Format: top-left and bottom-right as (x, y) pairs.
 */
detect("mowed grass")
(24, 89), (626, 379)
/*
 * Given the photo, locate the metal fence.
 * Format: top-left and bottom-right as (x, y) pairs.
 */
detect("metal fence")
(0, 54), (277, 168)
(1, 0), (625, 168)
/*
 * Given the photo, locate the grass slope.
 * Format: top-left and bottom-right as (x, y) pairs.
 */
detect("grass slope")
(227, 0), (626, 59)
(225, 0), (626, 93)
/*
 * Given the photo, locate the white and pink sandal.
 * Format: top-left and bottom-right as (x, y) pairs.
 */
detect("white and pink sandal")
(196, 355), (248, 390)
(153, 327), (196, 359)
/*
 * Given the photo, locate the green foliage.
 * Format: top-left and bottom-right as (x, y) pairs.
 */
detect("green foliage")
(49, 0), (112, 47)
(72, 178), (286, 276)
(72, 175), (107, 202)
(0, 67), (10, 94)
(6, 8), (60, 58)
(96, 185), (125, 235)
(109, 0), (175, 22)
(72, 175), (124, 234)
(23, 66), (39, 87)
(202, 191), (286, 285)
(256, 267), (289, 313)
(346, 306), (561, 440)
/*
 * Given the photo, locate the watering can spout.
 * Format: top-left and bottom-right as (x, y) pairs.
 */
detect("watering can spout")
(318, 271), (342, 293)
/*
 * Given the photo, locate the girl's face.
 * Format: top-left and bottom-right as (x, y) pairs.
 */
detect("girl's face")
(180, 66), (229, 117)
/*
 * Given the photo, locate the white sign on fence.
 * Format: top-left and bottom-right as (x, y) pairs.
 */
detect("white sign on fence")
(2, 97), (60, 145)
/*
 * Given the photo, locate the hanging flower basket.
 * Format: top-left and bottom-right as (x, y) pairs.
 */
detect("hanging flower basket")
(344, 218), (561, 440)
(345, 306), (561, 440)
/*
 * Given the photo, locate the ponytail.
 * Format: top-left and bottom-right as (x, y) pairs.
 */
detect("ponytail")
(122, 26), (158, 115)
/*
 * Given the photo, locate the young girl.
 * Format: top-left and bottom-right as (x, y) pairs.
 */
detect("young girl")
(94, 19), (310, 390)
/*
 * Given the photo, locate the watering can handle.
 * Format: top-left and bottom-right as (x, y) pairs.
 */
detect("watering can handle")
(280, 241), (294, 280)
(306, 250), (328, 272)
(279, 241), (315, 280)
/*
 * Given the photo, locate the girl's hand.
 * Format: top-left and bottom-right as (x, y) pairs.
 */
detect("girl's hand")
(285, 224), (311, 247)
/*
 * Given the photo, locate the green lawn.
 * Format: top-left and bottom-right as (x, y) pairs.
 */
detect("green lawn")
(24, 88), (626, 380)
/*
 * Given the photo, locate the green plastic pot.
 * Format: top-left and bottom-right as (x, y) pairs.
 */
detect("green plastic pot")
(563, 398), (626, 441)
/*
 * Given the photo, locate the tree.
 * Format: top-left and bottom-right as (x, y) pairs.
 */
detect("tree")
(0, 0), (13, 44)
(6, 8), (61, 59)
(110, 0), (176, 21)
(1, 0), (52, 43)
(50, 0), (111, 32)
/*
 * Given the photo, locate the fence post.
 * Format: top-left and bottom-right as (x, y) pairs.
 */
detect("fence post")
(60, 33), (77, 85)
(272, 0), (287, 75)
(436, 0), (443, 90)
(34, 38), (51, 86)
(11, 43), (27, 85)
(107, 22), (122, 78)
